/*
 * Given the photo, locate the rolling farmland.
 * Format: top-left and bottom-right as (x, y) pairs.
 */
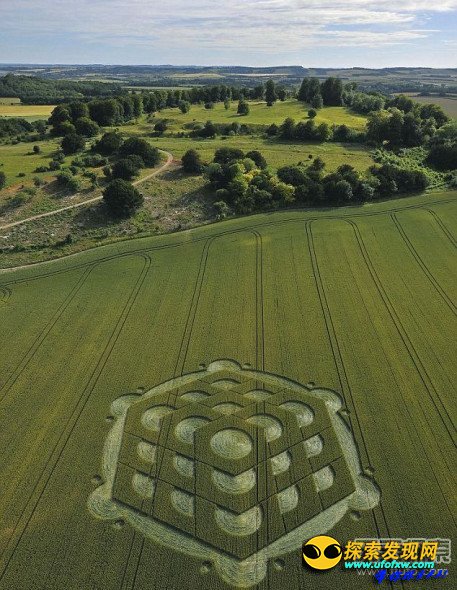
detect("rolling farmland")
(0, 190), (456, 589)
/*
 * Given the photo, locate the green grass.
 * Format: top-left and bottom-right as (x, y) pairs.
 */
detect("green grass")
(153, 99), (368, 131)
(0, 139), (69, 189)
(0, 189), (455, 589)
(167, 136), (372, 171)
(0, 97), (21, 105)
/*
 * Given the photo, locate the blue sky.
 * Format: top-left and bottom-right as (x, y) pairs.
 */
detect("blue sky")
(1, 1), (456, 67)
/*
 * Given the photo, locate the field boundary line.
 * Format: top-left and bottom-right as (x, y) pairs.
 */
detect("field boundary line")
(0, 254), (151, 582)
(0, 150), (173, 231)
(305, 220), (386, 542)
(0, 264), (95, 402)
(391, 213), (457, 316)
(420, 207), (457, 249)
(173, 237), (213, 377)
(346, 219), (456, 446)
(1, 194), (455, 277)
(345, 218), (457, 523)
(253, 230), (265, 372)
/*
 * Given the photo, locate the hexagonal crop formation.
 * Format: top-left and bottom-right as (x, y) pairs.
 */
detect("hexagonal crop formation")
(89, 360), (379, 586)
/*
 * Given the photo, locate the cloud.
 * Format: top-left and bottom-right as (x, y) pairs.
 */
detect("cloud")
(0, 0), (456, 62)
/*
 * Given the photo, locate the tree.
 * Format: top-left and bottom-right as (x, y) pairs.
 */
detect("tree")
(224, 98), (231, 110)
(277, 87), (287, 101)
(120, 138), (161, 166)
(265, 79), (277, 106)
(68, 102), (90, 121)
(33, 145), (41, 154)
(94, 131), (123, 155)
(311, 94), (323, 109)
(103, 179), (143, 217)
(237, 100), (250, 116)
(321, 77), (343, 106)
(75, 117), (99, 137)
(61, 133), (85, 155)
(0, 171), (6, 190)
(111, 157), (141, 180)
(298, 78), (321, 103)
(88, 99), (122, 126)
(178, 100), (191, 114)
(49, 105), (71, 127)
(182, 149), (204, 173)
(51, 120), (76, 137)
(279, 117), (296, 140)
(308, 109), (317, 119)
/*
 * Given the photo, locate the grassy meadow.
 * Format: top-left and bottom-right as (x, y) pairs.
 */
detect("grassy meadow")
(0, 190), (455, 589)
(154, 99), (368, 131)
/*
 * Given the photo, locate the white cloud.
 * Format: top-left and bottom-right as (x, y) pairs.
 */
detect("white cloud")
(0, 0), (456, 60)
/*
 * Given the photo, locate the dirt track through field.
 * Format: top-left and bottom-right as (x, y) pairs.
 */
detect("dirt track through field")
(0, 150), (174, 231)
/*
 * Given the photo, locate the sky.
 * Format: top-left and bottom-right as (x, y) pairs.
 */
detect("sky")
(0, 0), (456, 68)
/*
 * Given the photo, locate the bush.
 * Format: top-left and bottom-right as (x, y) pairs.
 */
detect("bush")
(120, 138), (161, 166)
(56, 170), (80, 192)
(214, 200), (230, 220)
(0, 171), (6, 190)
(204, 102), (214, 110)
(48, 160), (61, 171)
(308, 109), (317, 119)
(178, 101), (191, 114)
(61, 133), (85, 155)
(214, 147), (245, 164)
(103, 179), (144, 217)
(33, 145), (41, 154)
(111, 157), (141, 180)
(245, 150), (267, 169)
(154, 120), (168, 135)
(182, 149), (204, 173)
(237, 100), (250, 116)
(35, 166), (48, 173)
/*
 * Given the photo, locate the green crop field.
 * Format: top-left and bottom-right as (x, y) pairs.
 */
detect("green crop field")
(0, 103), (55, 120)
(411, 95), (457, 118)
(0, 189), (455, 590)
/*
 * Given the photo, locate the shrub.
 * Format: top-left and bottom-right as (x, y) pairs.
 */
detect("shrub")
(56, 170), (80, 192)
(237, 100), (250, 116)
(0, 171), (6, 190)
(245, 150), (267, 169)
(214, 200), (230, 220)
(33, 145), (41, 154)
(35, 166), (48, 173)
(120, 138), (161, 166)
(111, 158), (141, 180)
(308, 109), (317, 119)
(182, 149), (204, 173)
(103, 179), (144, 217)
(154, 120), (168, 135)
(48, 160), (61, 171)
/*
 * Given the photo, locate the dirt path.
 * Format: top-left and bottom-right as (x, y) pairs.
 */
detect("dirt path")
(0, 150), (174, 231)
